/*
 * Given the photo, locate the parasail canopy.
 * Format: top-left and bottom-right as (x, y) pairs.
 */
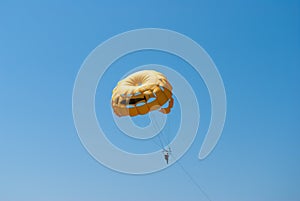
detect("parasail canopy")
(111, 70), (174, 117)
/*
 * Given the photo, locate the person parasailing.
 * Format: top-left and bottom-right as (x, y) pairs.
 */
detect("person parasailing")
(163, 147), (171, 164)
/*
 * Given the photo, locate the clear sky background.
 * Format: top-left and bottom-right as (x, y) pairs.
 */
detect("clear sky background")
(1, 1), (299, 201)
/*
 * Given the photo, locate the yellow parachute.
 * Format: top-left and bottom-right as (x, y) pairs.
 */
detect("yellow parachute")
(112, 70), (174, 117)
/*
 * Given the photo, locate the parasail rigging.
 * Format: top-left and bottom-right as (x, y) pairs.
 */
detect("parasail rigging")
(111, 70), (174, 163)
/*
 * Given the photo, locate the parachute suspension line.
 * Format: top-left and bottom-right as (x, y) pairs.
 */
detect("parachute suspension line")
(151, 137), (164, 150)
(170, 153), (212, 201)
(163, 119), (171, 151)
(155, 112), (171, 147)
(159, 119), (171, 151)
(147, 120), (161, 149)
(151, 114), (169, 150)
(151, 116), (165, 149)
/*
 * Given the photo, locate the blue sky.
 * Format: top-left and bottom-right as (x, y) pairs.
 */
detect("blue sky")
(1, 1), (300, 201)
